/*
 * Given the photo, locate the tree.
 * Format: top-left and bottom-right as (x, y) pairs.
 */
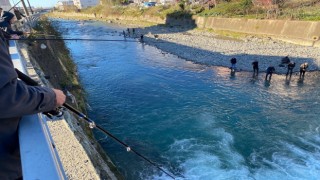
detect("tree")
(272, 0), (287, 8)
(241, 0), (253, 14)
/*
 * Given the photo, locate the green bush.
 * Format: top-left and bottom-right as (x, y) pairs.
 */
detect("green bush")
(190, 5), (205, 14)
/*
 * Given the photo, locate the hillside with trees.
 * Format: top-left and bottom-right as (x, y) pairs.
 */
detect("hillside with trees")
(74, 0), (320, 21)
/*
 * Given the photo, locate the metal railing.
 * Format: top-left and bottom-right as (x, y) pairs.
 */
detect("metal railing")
(9, 39), (66, 179)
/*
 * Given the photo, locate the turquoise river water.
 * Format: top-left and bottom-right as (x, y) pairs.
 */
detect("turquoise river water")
(54, 19), (320, 180)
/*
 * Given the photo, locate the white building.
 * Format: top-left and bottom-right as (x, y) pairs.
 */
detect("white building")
(0, 0), (12, 11)
(55, 0), (74, 10)
(55, 0), (74, 7)
(73, 0), (99, 9)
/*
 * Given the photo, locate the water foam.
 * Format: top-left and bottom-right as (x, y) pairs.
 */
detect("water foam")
(153, 119), (320, 180)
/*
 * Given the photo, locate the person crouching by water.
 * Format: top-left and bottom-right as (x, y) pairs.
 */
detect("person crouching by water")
(286, 61), (295, 79)
(252, 60), (259, 77)
(230, 57), (237, 72)
(280, 55), (290, 67)
(265, 66), (275, 81)
(299, 62), (308, 79)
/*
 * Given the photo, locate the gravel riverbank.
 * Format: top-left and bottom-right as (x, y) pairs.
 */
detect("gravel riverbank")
(130, 26), (320, 75)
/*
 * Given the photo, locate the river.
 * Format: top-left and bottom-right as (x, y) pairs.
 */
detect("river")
(53, 19), (320, 180)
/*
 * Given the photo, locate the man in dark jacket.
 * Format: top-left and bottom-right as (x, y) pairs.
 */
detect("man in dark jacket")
(0, 34), (66, 179)
(265, 66), (275, 81)
(286, 61), (295, 78)
(252, 60), (259, 77)
(0, 11), (25, 37)
(230, 57), (237, 70)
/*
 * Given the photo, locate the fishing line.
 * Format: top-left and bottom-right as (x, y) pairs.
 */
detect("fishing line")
(11, 35), (166, 43)
(15, 38), (140, 42)
(63, 103), (176, 179)
(29, 33), (57, 36)
(15, 68), (176, 179)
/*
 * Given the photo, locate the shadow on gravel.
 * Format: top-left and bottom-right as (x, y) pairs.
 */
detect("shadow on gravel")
(118, 11), (317, 74)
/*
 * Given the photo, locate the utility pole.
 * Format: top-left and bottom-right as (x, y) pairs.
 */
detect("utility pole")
(20, 0), (30, 16)
(26, 0), (34, 14)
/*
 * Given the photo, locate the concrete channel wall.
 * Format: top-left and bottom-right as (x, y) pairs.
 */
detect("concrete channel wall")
(193, 16), (320, 47)
(52, 12), (320, 47)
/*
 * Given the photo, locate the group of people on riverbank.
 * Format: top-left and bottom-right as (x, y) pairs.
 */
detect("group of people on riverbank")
(229, 56), (309, 81)
(123, 27), (144, 42)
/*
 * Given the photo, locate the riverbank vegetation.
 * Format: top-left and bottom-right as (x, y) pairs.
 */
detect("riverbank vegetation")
(27, 17), (87, 112)
(72, 0), (320, 21)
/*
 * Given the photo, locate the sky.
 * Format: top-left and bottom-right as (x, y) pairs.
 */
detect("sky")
(11, 0), (58, 8)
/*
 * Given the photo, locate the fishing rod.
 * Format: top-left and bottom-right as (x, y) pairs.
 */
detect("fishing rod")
(8, 0), (22, 12)
(15, 68), (176, 179)
(29, 33), (57, 36)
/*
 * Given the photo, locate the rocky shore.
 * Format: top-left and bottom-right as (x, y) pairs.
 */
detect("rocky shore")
(134, 26), (320, 74)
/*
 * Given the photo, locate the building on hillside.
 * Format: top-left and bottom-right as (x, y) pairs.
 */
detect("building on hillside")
(0, 0), (11, 11)
(73, 0), (99, 9)
(159, 0), (175, 5)
(55, 0), (75, 10)
(252, 0), (274, 7)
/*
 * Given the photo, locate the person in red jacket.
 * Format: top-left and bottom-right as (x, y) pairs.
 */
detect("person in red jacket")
(0, 32), (66, 179)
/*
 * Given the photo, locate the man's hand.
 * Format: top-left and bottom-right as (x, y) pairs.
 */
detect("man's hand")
(53, 89), (66, 107)
(10, 34), (20, 39)
(23, 32), (30, 37)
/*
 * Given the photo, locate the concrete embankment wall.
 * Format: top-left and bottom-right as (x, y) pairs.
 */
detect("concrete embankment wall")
(51, 12), (320, 47)
(193, 16), (320, 47)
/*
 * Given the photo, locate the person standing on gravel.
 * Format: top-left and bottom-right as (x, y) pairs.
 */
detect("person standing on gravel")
(286, 62), (295, 78)
(230, 57), (237, 72)
(299, 62), (308, 79)
(252, 60), (259, 77)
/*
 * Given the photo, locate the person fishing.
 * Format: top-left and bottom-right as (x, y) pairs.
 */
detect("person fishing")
(252, 60), (259, 77)
(230, 57), (237, 72)
(127, 28), (130, 37)
(286, 61), (295, 78)
(299, 62), (308, 79)
(0, 34), (66, 179)
(0, 11), (28, 39)
(265, 66), (275, 81)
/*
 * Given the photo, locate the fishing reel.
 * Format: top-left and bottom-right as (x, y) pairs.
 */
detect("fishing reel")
(43, 106), (65, 119)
